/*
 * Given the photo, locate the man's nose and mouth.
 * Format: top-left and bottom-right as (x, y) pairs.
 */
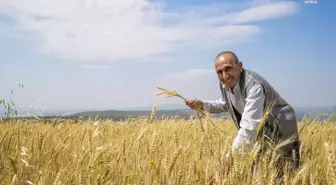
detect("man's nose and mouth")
(223, 74), (233, 84)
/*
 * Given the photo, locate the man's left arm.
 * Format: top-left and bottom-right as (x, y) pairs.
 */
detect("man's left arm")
(231, 84), (265, 152)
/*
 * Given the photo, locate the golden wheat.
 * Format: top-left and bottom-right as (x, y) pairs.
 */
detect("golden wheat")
(0, 117), (335, 185)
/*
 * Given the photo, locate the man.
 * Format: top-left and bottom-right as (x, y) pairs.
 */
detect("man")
(185, 51), (300, 168)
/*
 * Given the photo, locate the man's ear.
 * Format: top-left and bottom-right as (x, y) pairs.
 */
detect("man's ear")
(238, 61), (243, 72)
(240, 61), (243, 66)
(238, 61), (243, 68)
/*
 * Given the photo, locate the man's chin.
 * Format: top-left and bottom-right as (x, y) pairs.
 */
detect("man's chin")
(221, 80), (235, 88)
(226, 82), (236, 89)
(223, 83), (233, 88)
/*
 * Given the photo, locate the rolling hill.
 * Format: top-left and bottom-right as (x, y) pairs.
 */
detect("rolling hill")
(70, 105), (336, 121)
(71, 109), (230, 119)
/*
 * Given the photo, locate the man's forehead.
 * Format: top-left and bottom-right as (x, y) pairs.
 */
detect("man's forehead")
(217, 55), (226, 62)
(215, 54), (234, 65)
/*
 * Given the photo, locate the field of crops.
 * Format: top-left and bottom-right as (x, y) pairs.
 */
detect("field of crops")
(0, 116), (335, 185)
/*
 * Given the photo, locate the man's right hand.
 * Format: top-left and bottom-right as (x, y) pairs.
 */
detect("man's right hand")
(185, 99), (203, 110)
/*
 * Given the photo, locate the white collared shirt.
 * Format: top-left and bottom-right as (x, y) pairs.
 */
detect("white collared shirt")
(225, 82), (265, 152)
(203, 81), (265, 152)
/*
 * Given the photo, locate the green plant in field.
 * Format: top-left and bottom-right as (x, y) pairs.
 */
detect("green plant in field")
(0, 83), (24, 119)
(0, 97), (17, 119)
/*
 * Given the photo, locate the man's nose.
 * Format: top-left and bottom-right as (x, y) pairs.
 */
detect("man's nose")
(222, 72), (229, 79)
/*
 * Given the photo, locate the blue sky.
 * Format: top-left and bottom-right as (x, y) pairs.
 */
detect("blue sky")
(0, 0), (335, 114)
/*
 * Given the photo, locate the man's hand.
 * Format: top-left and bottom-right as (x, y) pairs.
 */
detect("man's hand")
(185, 99), (203, 110)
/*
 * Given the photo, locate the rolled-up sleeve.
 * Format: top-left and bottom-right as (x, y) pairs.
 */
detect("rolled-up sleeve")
(232, 84), (265, 152)
(202, 96), (229, 113)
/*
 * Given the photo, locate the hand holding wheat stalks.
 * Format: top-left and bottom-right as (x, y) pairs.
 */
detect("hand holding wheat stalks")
(156, 87), (205, 116)
(156, 86), (226, 136)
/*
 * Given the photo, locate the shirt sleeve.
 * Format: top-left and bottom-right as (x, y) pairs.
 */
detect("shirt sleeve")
(231, 84), (265, 152)
(202, 96), (229, 113)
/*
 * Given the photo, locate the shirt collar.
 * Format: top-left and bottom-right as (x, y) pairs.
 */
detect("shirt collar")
(231, 79), (240, 94)
(233, 78), (241, 90)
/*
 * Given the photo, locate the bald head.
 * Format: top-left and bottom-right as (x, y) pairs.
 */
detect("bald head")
(215, 51), (239, 65)
(213, 51), (243, 88)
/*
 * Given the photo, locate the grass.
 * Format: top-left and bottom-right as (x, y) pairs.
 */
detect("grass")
(0, 117), (335, 185)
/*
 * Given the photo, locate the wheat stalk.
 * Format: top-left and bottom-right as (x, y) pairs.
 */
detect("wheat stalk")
(148, 104), (157, 124)
(156, 87), (205, 116)
(156, 86), (223, 134)
(0, 114), (336, 184)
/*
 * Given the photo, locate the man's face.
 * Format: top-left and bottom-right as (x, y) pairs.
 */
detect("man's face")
(215, 55), (242, 88)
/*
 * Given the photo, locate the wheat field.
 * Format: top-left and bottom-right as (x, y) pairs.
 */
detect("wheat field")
(0, 116), (335, 185)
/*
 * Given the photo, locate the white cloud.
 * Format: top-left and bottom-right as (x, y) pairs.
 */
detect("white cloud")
(228, 1), (298, 24)
(200, 1), (298, 25)
(0, 0), (298, 62)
